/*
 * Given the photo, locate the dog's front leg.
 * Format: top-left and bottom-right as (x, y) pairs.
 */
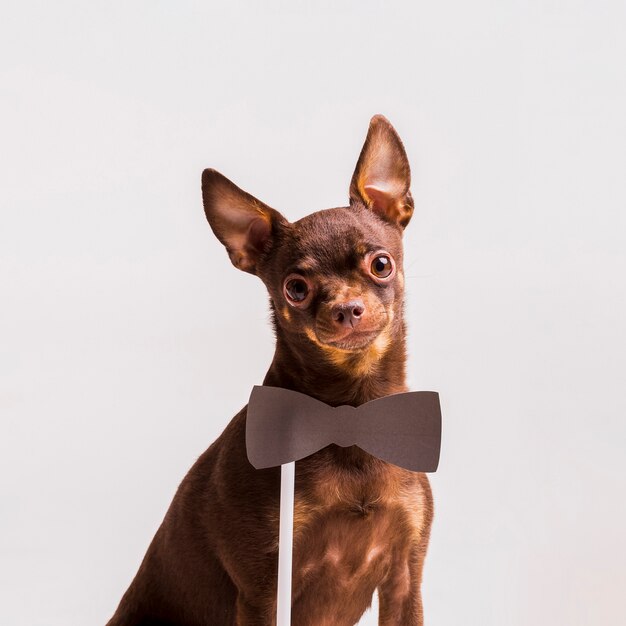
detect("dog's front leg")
(377, 546), (426, 626)
(377, 583), (423, 626)
(235, 589), (277, 626)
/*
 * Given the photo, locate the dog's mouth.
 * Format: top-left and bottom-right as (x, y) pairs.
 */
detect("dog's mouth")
(312, 318), (388, 352)
(307, 303), (391, 353)
(322, 328), (382, 351)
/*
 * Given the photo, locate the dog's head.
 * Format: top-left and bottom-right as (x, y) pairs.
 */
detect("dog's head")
(202, 115), (413, 363)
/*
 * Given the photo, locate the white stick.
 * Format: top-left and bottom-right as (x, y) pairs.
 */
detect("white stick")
(277, 461), (295, 626)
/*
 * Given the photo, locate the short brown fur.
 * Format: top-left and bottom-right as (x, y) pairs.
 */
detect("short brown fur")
(107, 115), (434, 626)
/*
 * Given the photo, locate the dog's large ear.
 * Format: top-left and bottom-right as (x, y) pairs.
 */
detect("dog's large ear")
(202, 169), (287, 274)
(349, 115), (414, 229)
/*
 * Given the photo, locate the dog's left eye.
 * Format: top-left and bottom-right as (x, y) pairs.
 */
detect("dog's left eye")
(370, 254), (393, 279)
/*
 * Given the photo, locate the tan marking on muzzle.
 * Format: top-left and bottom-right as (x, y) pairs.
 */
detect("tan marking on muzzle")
(304, 302), (395, 374)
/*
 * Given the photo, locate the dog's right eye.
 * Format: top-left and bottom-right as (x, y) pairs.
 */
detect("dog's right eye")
(284, 278), (309, 303)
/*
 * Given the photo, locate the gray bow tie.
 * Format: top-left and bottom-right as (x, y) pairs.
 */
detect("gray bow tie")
(245, 386), (442, 472)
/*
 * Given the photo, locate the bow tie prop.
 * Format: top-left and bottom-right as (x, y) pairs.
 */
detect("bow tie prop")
(246, 386), (442, 626)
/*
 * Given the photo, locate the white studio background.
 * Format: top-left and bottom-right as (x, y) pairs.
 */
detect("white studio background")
(1, 2), (625, 625)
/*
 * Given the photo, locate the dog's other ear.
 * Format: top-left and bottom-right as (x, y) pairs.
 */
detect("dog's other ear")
(349, 115), (414, 229)
(202, 169), (287, 274)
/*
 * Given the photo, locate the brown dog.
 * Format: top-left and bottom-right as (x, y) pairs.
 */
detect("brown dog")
(107, 115), (433, 625)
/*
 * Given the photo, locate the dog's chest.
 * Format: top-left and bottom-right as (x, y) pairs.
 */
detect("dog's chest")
(290, 453), (423, 595)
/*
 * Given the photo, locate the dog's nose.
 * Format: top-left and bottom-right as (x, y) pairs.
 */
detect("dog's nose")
(332, 300), (365, 328)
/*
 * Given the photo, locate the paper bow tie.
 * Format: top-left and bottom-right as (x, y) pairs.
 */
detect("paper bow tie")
(246, 386), (442, 472)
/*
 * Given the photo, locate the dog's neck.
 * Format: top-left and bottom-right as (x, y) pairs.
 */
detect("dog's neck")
(263, 310), (408, 407)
